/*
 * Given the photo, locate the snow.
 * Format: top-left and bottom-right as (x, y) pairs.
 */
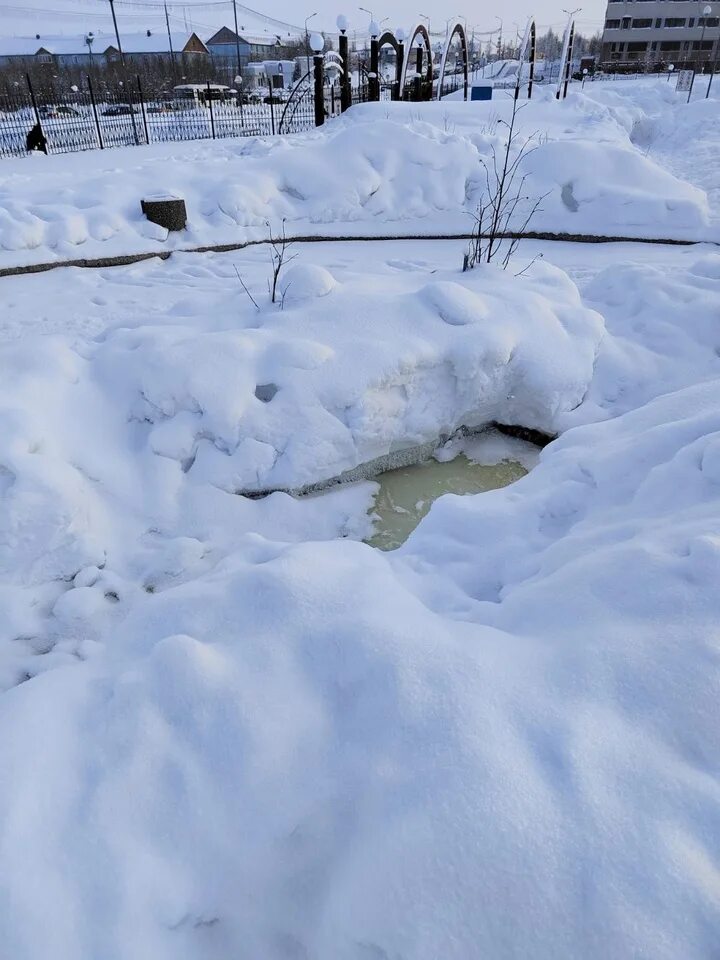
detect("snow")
(2, 83), (718, 271)
(2, 79), (720, 959)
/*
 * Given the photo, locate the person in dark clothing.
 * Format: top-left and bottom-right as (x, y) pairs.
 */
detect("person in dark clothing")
(26, 123), (47, 154)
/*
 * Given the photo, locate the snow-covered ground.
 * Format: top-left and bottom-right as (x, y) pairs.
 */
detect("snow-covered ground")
(2, 78), (720, 959)
(2, 80), (718, 271)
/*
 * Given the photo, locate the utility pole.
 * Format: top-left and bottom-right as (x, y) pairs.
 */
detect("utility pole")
(232, 0), (243, 81)
(164, 2), (177, 81)
(107, 0), (124, 61)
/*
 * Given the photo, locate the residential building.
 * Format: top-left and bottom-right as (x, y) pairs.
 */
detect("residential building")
(0, 31), (208, 69)
(600, 0), (720, 70)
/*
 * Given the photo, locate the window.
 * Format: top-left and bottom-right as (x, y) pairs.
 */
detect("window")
(659, 40), (681, 50)
(655, 18), (662, 26)
(622, 17), (631, 27)
(664, 18), (686, 27)
(627, 41), (648, 51)
(631, 19), (652, 27)
(692, 39), (714, 49)
(699, 16), (720, 26)
(688, 18), (695, 26)
(605, 19), (621, 28)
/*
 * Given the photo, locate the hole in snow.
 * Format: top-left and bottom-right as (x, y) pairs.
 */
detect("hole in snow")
(255, 383), (279, 403)
(561, 182), (579, 213)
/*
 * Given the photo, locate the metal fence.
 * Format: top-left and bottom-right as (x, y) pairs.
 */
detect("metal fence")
(0, 73), (319, 158)
(1, 65), (442, 160)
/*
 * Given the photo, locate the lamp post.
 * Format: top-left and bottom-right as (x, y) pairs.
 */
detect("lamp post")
(688, 6), (712, 101)
(337, 14), (352, 111)
(396, 26), (406, 99)
(305, 12), (318, 76)
(582, 66), (588, 86)
(85, 33), (94, 68)
(667, 61), (674, 81)
(234, 74), (245, 126)
(699, 4), (713, 73)
(310, 31), (325, 125)
(366, 17), (380, 100)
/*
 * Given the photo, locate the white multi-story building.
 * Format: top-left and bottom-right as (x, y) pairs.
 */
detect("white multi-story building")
(600, 0), (719, 70)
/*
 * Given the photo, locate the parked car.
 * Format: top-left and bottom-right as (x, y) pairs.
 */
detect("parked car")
(39, 105), (81, 119)
(146, 102), (176, 114)
(102, 104), (136, 116)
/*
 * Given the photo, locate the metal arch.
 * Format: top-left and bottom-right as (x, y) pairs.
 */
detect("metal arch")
(377, 30), (400, 54)
(278, 70), (312, 134)
(556, 18), (576, 100)
(436, 22), (469, 101)
(398, 23), (433, 95)
(515, 17), (537, 100)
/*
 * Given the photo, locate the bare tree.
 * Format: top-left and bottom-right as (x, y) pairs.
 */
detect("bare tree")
(267, 219), (298, 304)
(463, 95), (549, 272)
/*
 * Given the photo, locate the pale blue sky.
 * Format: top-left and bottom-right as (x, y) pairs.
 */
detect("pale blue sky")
(0, 0), (607, 41)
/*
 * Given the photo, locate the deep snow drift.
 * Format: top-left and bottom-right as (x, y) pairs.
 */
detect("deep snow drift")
(0, 236), (720, 957)
(1, 81), (717, 270)
(0, 243), (720, 958)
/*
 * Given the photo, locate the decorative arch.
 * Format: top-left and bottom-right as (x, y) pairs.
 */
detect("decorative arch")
(377, 30), (400, 55)
(515, 17), (537, 100)
(556, 18), (576, 100)
(376, 30), (403, 99)
(436, 22), (469, 100)
(398, 23), (433, 99)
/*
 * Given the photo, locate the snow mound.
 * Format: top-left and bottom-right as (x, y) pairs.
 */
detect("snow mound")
(2, 376), (720, 959)
(421, 280), (489, 325)
(0, 91), (715, 271)
(280, 262), (337, 301)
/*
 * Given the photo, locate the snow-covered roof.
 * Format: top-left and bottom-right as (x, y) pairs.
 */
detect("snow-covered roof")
(0, 31), (206, 57)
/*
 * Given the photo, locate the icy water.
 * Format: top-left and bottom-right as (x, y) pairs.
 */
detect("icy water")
(366, 453), (527, 551)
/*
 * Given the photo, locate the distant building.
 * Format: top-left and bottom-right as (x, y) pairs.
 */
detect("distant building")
(243, 60), (297, 90)
(0, 31), (208, 69)
(599, 2), (720, 71)
(206, 27), (284, 71)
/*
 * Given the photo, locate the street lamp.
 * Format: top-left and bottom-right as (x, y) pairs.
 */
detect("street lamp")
(699, 4), (712, 73)
(305, 12), (318, 75)
(688, 6), (712, 101)
(309, 30), (325, 126)
(667, 61), (674, 81)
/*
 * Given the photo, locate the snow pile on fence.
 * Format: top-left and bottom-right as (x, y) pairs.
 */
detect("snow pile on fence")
(0, 88), (714, 270)
(1, 249), (720, 959)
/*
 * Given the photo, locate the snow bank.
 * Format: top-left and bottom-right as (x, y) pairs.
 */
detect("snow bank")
(0, 89), (714, 270)
(2, 327), (720, 960)
(0, 234), (720, 957)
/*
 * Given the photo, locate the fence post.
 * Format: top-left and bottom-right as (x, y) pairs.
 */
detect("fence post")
(369, 35), (380, 101)
(339, 30), (351, 111)
(206, 81), (216, 138)
(123, 77), (140, 145)
(396, 41), (405, 100)
(87, 74), (104, 149)
(25, 73), (45, 139)
(137, 75), (150, 144)
(314, 53), (325, 126)
(269, 89), (276, 135)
